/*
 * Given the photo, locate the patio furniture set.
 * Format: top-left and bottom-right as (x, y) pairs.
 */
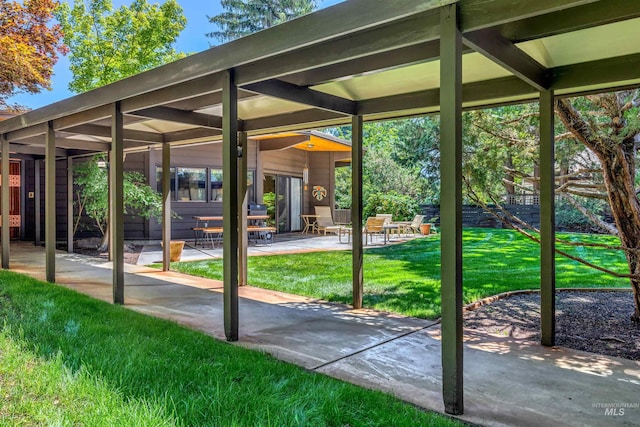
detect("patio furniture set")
(303, 207), (426, 245)
(192, 204), (276, 248)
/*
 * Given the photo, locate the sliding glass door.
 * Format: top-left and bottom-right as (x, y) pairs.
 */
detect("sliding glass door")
(264, 174), (303, 233)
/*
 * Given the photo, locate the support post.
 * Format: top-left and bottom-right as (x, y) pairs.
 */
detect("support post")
(110, 102), (125, 304)
(540, 90), (556, 346)
(67, 158), (74, 253)
(1, 134), (9, 269)
(351, 115), (363, 308)
(223, 69), (239, 341)
(45, 122), (56, 283)
(162, 143), (171, 271)
(238, 132), (248, 287)
(35, 159), (41, 246)
(440, 3), (464, 415)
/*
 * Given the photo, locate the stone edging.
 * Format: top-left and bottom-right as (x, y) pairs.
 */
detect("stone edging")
(463, 287), (632, 313)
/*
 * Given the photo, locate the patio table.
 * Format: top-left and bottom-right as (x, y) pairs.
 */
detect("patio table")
(301, 214), (319, 234)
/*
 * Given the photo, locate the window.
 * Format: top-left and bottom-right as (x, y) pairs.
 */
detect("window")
(156, 167), (175, 195)
(210, 170), (256, 203)
(211, 169), (223, 201)
(156, 166), (256, 203)
(177, 167), (206, 201)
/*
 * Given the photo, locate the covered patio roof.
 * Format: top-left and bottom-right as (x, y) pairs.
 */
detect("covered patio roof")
(253, 131), (352, 152)
(0, 0), (638, 152)
(0, 0), (638, 418)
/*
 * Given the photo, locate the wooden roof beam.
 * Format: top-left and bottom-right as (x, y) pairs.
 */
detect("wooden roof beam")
(463, 28), (550, 90)
(128, 106), (224, 129)
(243, 79), (357, 115)
(498, 0), (640, 42)
(62, 124), (163, 144)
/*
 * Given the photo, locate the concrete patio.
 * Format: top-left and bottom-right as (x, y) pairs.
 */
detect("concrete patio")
(136, 231), (418, 265)
(6, 242), (640, 427)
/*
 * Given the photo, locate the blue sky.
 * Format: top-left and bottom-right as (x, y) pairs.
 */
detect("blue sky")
(9, 0), (343, 110)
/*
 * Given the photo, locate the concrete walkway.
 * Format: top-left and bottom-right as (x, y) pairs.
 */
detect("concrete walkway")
(7, 242), (640, 427)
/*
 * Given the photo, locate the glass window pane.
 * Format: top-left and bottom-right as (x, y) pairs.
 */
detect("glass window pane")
(156, 167), (176, 198)
(247, 170), (255, 204)
(211, 169), (223, 201)
(177, 167), (206, 201)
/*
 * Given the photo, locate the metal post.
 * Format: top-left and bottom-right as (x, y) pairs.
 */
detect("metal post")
(1, 134), (10, 268)
(223, 69), (239, 341)
(67, 158), (74, 253)
(45, 122), (56, 283)
(440, 3), (464, 415)
(238, 132), (248, 287)
(162, 143), (171, 271)
(111, 102), (125, 304)
(351, 115), (363, 308)
(35, 159), (41, 246)
(540, 90), (556, 346)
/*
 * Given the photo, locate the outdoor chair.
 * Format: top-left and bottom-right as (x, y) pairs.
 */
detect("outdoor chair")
(363, 216), (386, 245)
(399, 214), (425, 236)
(375, 213), (393, 224)
(315, 206), (342, 235)
(376, 213), (398, 239)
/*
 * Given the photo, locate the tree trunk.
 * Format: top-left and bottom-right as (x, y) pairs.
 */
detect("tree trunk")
(556, 96), (640, 321)
(599, 151), (640, 321)
(98, 232), (109, 253)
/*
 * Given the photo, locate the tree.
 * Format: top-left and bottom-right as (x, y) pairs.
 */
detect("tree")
(328, 121), (432, 210)
(56, 0), (186, 93)
(464, 93), (640, 321)
(74, 154), (165, 250)
(0, 0), (67, 109)
(555, 91), (640, 321)
(207, 0), (318, 43)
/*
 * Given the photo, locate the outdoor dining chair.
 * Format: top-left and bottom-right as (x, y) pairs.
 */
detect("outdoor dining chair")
(363, 216), (386, 245)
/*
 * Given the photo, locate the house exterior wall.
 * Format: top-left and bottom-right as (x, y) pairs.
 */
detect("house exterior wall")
(147, 141), (260, 240)
(23, 157), (69, 243)
(21, 138), (346, 243)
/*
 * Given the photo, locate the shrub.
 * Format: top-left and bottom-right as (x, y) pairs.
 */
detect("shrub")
(363, 191), (420, 221)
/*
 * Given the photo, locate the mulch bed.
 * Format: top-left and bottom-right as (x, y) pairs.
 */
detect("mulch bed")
(464, 290), (640, 360)
(74, 244), (142, 265)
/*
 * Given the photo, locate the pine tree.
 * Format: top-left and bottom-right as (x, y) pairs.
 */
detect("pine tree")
(207, 0), (318, 43)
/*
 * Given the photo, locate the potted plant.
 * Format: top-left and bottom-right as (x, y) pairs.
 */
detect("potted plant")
(420, 217), (439, 235)
(161, 240), (185, 262)
(419, 223), (431, 235)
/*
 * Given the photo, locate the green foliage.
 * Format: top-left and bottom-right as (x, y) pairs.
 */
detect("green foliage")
(172, 228), (629, 319)
(328, 120), (434, 208)
(0, 271), (460, 427)
(363, 191), (420, 221)
(262, 191), (278, 226)
(207, 0), (318, 43)
(74, 154), (163, 237)
(555, 197), (610, 233)
(56, 0), (186, 93)
(396, 116), (441, 202)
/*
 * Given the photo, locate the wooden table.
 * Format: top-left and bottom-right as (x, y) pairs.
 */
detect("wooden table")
(193, 215), (272, 246)
(300, 214), (319, 234)
(383, 223), (401, 244)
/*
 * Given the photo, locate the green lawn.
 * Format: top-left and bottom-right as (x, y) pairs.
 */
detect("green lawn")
(0, 271), (460, 426)
(170, 228), (630, 319)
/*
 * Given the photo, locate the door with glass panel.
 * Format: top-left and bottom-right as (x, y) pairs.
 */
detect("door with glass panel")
(277, 176), (303, 233)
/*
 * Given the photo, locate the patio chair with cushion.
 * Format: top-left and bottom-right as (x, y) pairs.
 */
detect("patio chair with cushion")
(399, 214), (425, 236)
(375, 213), (393, 224)
(315, 206), (342, 235)
(363, 216), (386, 245)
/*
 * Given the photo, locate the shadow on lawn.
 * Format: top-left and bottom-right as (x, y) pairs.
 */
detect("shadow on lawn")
(0, 273), (304, 425)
